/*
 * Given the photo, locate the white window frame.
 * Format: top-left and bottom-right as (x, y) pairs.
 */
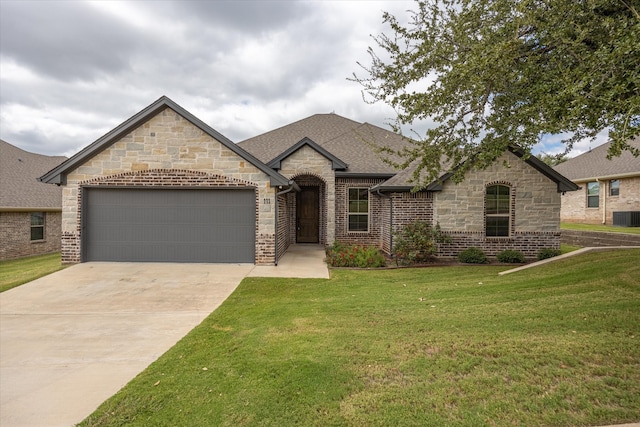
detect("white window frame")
(587, 182), (599, 208)
(30, 212), (45, 241)
(485, 184), (511, 237)
(347, 187), (369, 232)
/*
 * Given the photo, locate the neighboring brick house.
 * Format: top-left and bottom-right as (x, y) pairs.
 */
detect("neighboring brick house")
(39, 96), (578, 264)
(1, 140), (67, 260)
(553, 139), (640, 225)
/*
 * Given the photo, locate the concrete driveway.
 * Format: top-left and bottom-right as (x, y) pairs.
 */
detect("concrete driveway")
(0, 262), (254, 427)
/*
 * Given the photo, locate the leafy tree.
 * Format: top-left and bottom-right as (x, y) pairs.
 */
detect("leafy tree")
(537, 151), (569, 166)
(353, 0), (640, 187)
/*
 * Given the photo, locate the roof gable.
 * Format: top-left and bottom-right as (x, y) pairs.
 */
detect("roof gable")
(267, 137), (348, 170)
(237, 114), (410, 175)
(39, 96), (291, 187)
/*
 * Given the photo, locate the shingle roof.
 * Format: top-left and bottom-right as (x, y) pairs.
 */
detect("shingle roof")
(237, 113), (410, 175)
(553, 139), (640, 181)
(0, 140), (66, 210)
(239, 114), (578, 192)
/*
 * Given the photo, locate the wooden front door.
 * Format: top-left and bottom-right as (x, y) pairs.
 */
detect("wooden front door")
(296, 187), (319, 243)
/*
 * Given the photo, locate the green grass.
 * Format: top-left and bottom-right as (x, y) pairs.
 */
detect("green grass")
(0, 252), (65, 293)
(560, 243), (582, 253)
(562, 222), (640, 235)
(79, 250), (640, 427)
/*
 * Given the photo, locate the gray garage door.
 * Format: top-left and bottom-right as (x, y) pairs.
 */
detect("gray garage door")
(83, 188), (255, 263)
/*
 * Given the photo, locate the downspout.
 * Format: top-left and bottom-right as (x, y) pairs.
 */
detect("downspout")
(274, 182), (296, 266)
(376, 188), (393, 258)
(599, 178), (606, 224)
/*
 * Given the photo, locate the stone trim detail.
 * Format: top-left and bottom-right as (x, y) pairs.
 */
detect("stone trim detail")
(79, 168), (256, 188)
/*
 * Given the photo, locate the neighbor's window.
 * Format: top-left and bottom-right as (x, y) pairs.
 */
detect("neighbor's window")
(485, 185), (510, 237)
(348, 188), (369, 232)
(610, 179), (620, 196)
(30, 212), (45, 241)
(587, 182), (599, 208)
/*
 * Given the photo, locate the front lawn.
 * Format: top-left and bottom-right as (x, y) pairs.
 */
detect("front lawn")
(80, 249), (640, 427)
(0, 252), (65, 293)
(562, 222), (640, 235)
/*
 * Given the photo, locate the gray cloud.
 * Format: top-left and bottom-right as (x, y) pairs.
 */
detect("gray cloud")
(0, 1), (141, 82)
(0, 0), (431, 156)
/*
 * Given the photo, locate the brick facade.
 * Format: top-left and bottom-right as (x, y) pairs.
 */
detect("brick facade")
(560, 176), (640, 224)
(0, 211), (62, 260)
(276, 191), (293, 263)
(334, 177), (387, 246)
(379, 192), (433, 253)
(60, 107), (277, 265)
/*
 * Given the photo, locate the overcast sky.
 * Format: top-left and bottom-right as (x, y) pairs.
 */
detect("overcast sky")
(1, 0), (606, 158)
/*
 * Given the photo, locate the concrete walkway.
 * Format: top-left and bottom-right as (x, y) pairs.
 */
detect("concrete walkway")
(249, 244), (330, 279)
(0, 246), (329, 427)
(499, 246), (640, 275)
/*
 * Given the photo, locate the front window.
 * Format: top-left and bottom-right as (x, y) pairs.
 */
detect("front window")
(485, 185), (510, 237)
(30, 212), (45, 241)
(610, 180), (619, 196)
(587, 182), (599, 208)
(348, 188), (369, 232)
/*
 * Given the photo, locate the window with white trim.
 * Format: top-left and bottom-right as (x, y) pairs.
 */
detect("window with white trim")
(30, 212), (45, 241)
(610, 180), (619, 196)
(485, 185), (510, 237)
(348, 188), (369, 232)
(587, 182), (599, 208)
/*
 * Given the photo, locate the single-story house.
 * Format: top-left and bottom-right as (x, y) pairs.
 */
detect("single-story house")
(39, 96), (578, 264)
(1, 140), (67, 260)
(553, 139), (640, 225)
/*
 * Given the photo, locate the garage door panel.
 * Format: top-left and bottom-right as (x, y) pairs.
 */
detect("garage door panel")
(84, 188), (256, 263)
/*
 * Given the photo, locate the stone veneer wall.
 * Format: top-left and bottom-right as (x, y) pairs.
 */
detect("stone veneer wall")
(278, 145), (335, 245)
(60, 107), (277, 264)
(434, 151), (562, 259)
(335, 178), (387, 246)
(560, 176), (640, 224)
(0, 211), (62, 260)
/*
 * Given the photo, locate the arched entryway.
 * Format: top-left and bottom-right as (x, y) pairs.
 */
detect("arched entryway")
(293, 174), (326, 244)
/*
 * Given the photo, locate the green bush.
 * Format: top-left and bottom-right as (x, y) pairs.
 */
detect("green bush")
(497, 249), (525, 263)
(326, 242), (386, 268)
(538, 248), (562, 260)
(393, 221), (451, 265)
(458, 247), (488, 264)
